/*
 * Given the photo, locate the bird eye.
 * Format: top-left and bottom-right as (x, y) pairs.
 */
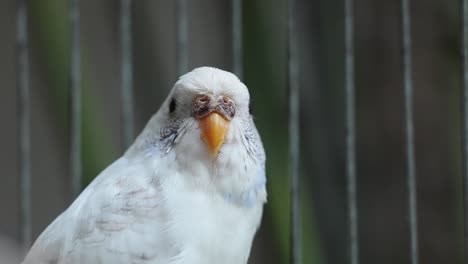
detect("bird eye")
(169, 98), (176, 113)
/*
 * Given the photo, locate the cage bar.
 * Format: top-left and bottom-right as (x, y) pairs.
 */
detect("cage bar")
(17, 0), (31, 250)
(287, 0), (301, 263)
(400, 0), (419, 263)
(176, 0), (188, 76)
(232, 0), (243, 80)
(120, 0), (134, 149)
(460, 0), (468, 261)
(344, 0), (359, 263)
(70, 0), (82, 198)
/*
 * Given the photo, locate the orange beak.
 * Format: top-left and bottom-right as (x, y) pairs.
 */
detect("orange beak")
(199, 112), (229, 158)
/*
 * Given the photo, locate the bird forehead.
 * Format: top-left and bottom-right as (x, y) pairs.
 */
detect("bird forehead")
(174, 67), (250, 104)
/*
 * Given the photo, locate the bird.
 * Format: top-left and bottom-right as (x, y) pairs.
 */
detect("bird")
(22, 67), (267, 264)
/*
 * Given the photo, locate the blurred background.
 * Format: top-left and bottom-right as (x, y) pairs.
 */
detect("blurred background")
(0, 0), (464, 263)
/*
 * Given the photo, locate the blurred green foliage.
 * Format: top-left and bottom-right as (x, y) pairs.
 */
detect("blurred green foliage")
(29, 0), (118, 185)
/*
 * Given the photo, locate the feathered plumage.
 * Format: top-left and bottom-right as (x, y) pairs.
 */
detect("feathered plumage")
(22, 67), (266, 264)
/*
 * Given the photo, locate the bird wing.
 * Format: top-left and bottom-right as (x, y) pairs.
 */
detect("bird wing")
(22, 157), (176, 264)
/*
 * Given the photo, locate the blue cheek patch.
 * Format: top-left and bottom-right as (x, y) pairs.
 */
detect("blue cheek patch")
(144, 142), (161, 158)
(255, 165), (266, 188)
(223, 165), (266, 208)
(242, 190), (256, 208)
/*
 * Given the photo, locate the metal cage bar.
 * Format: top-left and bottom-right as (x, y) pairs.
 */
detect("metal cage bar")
(70, 0), (82, 198)
(120, 0), (134, 149)
(344, 0), (359, 263)
(176, 0), (188, 76)
(460, 0), (468, 261)
(232, 0), (243, 80)
(287, 0), (301, 263)
(15, 0), (455, 262)
(17, 0), (31, 250)
(399, 0), (419, 263)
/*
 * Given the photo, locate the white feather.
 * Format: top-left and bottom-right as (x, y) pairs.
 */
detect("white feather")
(22, 67), (266, 264)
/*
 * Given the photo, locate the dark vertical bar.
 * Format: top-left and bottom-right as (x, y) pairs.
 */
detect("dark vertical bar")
(176, 0), (188, 75)
(460, 0), (468, 260)
(17, 0), (31, 250)
(70, 0), (82, 198)
(232, 0), (243, 80)
(287, 0), (300, 263)
(344, 0), (359, 263)
(120, 0), (134, 149)
(400, 0), (419, 264)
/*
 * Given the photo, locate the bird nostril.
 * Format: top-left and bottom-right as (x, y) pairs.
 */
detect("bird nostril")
(197, 95), (210, 104)
(193, 95), (212, 118)
(221, 96), (232, 106)
(193, 95), (210, 109)
(216, 96), (235, 119)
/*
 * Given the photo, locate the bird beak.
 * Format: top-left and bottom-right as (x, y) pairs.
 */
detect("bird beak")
(199, 112), (229, 158)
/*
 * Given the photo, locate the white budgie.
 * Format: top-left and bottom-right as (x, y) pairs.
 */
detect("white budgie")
(22, 67), (267, 264)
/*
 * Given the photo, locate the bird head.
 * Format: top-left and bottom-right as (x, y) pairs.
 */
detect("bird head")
(167, 67), (252, 159)
(130, 67), (266, 205)
(133, 67), (260, 163)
